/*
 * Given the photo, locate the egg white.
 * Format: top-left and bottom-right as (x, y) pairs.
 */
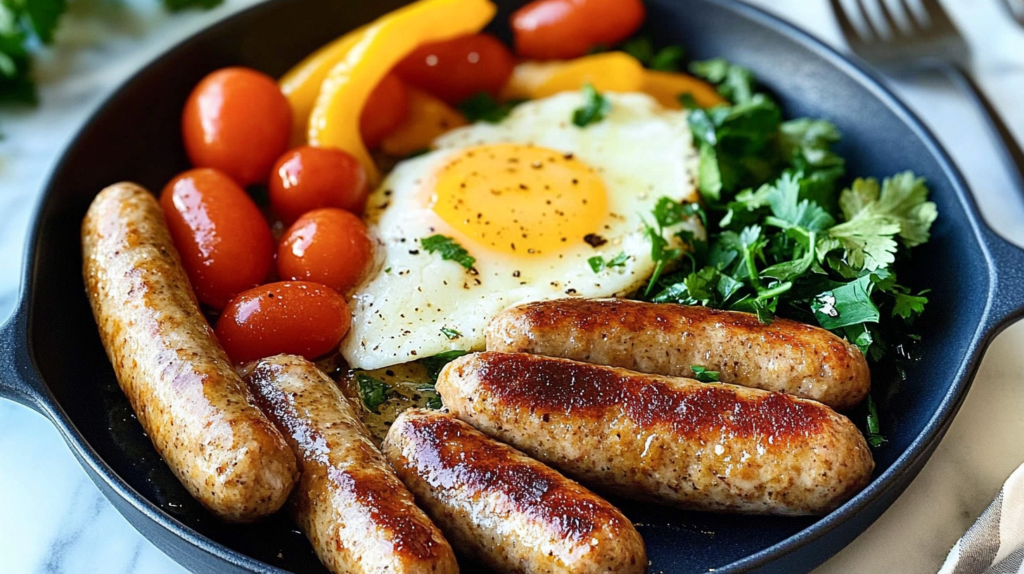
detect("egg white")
(342, 91), (703, 370)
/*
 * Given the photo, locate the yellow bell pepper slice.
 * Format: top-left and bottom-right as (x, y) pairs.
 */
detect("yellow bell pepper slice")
(381, 87), (468, 157)
(642, 70), (727, 109)
(307, 0), (496, 183)
(501, 52), (645, 101)
(280, 25), (368, 147)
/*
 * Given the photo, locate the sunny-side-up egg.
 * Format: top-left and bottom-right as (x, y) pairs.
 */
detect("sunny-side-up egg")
(342, 91), (704, 370)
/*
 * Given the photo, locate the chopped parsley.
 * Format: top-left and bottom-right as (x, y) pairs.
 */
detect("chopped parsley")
(690, 365), (720, 383)
(421, 235), (476, 270)
(620, 36), (686, 71)
(866, 395), (886, 447)
(459, 93), (524, 123)
(420, 350), (470, 383)
(572, 83), (611, 127)
(440, 327), (462, 340)
(588, 252), (629, 273)
(355, 373), (390, 414)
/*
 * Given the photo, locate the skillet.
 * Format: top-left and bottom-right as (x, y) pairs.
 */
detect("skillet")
(3, 0), (1024, 571)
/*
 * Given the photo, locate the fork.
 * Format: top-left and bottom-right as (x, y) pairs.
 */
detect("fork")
(830, 0), (1024, 193)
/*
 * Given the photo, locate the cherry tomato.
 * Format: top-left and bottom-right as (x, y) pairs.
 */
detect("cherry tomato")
(277, 208), (374, 293)
(511, 0), (646, 60)
(360, 72), (409, 149)
(160, 168), (274, 309)
(182, 67), (292, 186)
(216, 281), (351, 364)
(269, 146), (369, 223)
(395, 34), (516, 105)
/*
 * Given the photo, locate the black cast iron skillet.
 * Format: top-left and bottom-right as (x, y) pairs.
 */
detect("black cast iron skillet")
(3, 0), (1024, 572)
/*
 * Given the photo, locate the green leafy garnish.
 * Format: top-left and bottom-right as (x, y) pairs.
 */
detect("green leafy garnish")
(420, 350), (470, 383)
(620, 36), (685, 71)
(690, 365), (720, 383)
(355, 373), (391, 414)
(421, 235), (476, 270)
(458, 92), (524, 123)
(588, 252), (629, 273)
(866, 395), (886, 447)
(689, 58), (756, 104)
(416, 384), (444, 410)
(440, 327), (461, 340)
(572, 83), (611, 127)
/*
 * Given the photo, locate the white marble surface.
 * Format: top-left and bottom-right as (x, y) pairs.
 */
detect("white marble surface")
(1, 0), (1023, 572)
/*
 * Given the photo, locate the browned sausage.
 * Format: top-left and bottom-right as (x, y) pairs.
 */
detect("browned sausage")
(81, 182), (297, 522)
(244, 355), (458, 574)
(486, 299), (870, 410)
(437, 352), (874, 516)
(382, 409), (646, 574)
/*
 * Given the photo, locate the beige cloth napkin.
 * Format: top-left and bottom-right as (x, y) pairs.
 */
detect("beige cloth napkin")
(939, 463), (1024, 574)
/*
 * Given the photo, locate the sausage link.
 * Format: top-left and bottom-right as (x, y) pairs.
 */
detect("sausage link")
(382, 409), (646, 574)
(486, 299), (870, 410)
(245, 355), (458, 574)
(81, 182), (297, 522)
(437, 352), (874, 516)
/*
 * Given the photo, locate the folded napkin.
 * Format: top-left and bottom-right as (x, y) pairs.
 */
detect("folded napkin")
(939, 463), (1024, 574)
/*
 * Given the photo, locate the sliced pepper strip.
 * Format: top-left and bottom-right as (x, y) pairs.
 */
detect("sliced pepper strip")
(280, 25), (368, 146)
(642, 70), (727, 109)
(307, 0), (497, 183)
(501, 52), (646, 101)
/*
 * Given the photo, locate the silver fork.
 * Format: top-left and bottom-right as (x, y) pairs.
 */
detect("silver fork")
(830, 0), (1024, 192)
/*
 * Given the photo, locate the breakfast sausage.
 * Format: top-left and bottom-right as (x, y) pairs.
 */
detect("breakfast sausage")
(486, 299), (870, 410)
(382, 409), (646, 574)
(437, 352), (874, 516)
(245, 355), (458, 574)
(81, 182), (298, 522)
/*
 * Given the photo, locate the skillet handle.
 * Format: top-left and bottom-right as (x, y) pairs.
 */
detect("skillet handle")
(981, 227), (1024, 335)
(0, 303), (49, 414)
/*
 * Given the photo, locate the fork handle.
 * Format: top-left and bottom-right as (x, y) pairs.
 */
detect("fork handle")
(935, 62), (1024, 193)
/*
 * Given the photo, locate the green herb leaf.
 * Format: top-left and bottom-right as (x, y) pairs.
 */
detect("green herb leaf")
(588, 252), (628, 273)
(24, 0), (67, 45)
(677, 92), (699, 110)
(421, 234), (476, 270)
(416, 384), (444, 409)
(689, 58), (755, 104)
(420, 350), (470, 383)
(690, 365), (720, 382)
(355, 373), (391, 414)
(620, 36), (655, 64)
(458, 92), (524, 123)
(892, 290), (929, 320)
(440, 327), (461, 340)
(811, 274), (881, 330)
(572, 83), (611, 127)
(650, 45), (686, 71)
(866, 395), (887, 447)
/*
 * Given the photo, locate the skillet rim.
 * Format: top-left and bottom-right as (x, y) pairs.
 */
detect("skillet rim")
(3, 0), (1013, 571)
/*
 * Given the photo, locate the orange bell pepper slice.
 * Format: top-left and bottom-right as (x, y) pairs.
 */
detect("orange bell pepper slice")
(642, 70), (727, 109)
(307, 0), (496, 183)
(501, 52), (646, 100)
(380, 87), (468, 157)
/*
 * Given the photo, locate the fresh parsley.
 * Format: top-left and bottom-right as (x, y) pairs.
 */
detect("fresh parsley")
(458, 92), (524, 123)
(620, 36), (685, 71)
(355, 373), (391, 415)
(690, 365), (720, 383)
(421, 235), (476, 270)
(420, 350), (470, 383)
(440, 327), (461, 340)
(572, 83), (611, 127)
(588, 252), (629, 273)
(865, 395), (887, 447)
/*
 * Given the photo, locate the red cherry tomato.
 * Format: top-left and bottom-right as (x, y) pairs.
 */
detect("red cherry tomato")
(360, 72), (409, 149)
(269, 146), (369, 223)
(395, 34), (516, 105)
(278, 208), (374, 294)
(160, 168), (274, 310)
(511, 0), (646, 60)
(182, 67), (292, 186)
(216, 281), (351, 364)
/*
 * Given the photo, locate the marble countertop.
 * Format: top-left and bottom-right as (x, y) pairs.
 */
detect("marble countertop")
(2, 0), (1023, 572)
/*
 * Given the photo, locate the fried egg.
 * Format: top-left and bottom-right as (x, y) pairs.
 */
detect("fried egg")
(342, 91), (703, 370)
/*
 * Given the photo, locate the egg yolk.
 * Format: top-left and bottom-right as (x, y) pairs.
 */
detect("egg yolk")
(429, 144), (608, 255)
